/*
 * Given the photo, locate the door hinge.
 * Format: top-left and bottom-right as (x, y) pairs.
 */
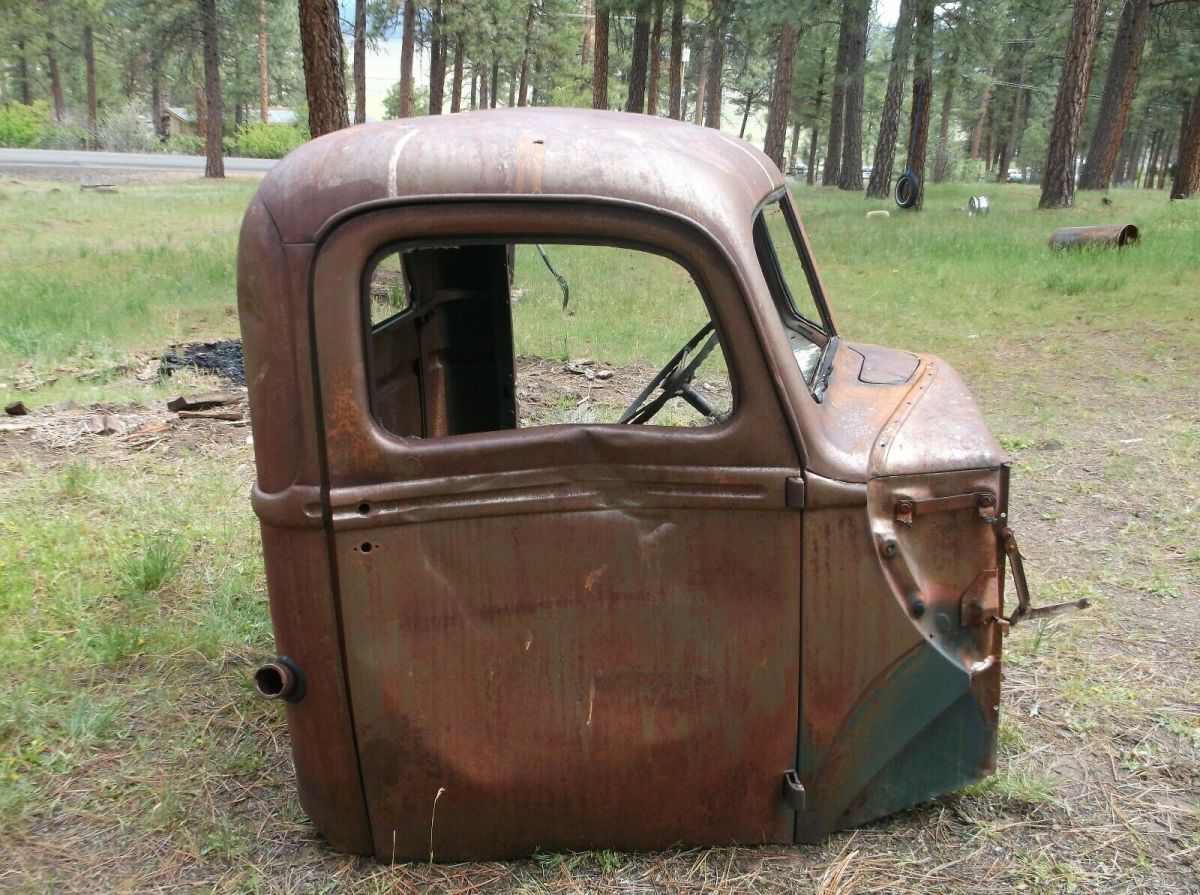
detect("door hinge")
(782, 770), (806, 811)
(785, 477), (805, 510)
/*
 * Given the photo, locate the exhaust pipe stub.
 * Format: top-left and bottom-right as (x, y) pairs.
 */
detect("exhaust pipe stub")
(254, 655), (306, 703)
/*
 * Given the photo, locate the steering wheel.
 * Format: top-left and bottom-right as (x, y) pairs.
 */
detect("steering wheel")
(619, 322), (726, 425)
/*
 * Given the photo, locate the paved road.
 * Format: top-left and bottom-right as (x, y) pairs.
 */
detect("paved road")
(0, 147), (276, 174)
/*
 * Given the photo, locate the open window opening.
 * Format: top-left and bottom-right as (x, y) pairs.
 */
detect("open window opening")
(364, 242), (734, 440)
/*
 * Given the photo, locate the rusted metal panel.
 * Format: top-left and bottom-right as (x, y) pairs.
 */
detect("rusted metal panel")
(236, 108), (1073, 861)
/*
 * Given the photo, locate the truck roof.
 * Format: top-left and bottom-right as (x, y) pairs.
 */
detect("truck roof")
(252, 107), (784, 245)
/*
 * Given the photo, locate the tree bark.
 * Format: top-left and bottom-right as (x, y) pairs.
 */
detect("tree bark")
(259, 0), (271, 122)
(398, 0), (416, 117)
(1039, 0), (1102, 209)
(1157, 137), (1173, 189)
(693, 36), (709, 124)
(83, 24), (97, 150)
(1170, 85), (1200, 200)
(997, 43), (1030, 182)
(627, 3), (651, 113)
(151, 60), (164, 139)
(15, 38), (32, 106)
(703, 3), (727, 129)
(866, 0), (915, 197)
(837, 0), (869, 190)
(451, 37), (464, 112)
(199, 0), (224, 177)
(1078, 0), (1151, 190)
(932, 51), (956, 182)
(901, 0), (934, 208)
(517, 2), (535, 107)
(353, 0), (367, 123)
(1142, 129), (1162, 189)
(299, 0), (349, 136)
(823, 1), (853, 186)
(647, 0), (664, 115)
(807, 45), (826, 185)
(581, 0), (594, 67)
(593, 7), (609, 109)
(969, 61), (995, 160)
(430, 1), (447, 114)
(43, 0), (64, 123)
(763, 25), (799, 169)
(668, 0), (684, 119)
(491, 59), (500, 108)
(1125, 115), (1147, 184)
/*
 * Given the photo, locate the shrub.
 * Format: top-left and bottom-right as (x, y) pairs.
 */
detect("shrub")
(97, 102), (156, 153)
(228, 122), (307, 159)
(0, 101), (52, 148)
(161, 134), (204, 155)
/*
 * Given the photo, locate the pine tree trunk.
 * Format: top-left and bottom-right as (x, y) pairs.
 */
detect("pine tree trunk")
(997, 44), (1030, 182)
(969, 61), (995, 160)
(647, 0), (664, 115)
(1125, 116), (1147, 184)
(1078, 0), (1151, 190)
(627, 4), (651, 113)
(1157, 140), (1172, 189)
(1039, 0), (1101, 209)
(45, 30), (63, 121)
(451, 37), (464, 112)
(491, 59), (500, 108)
(16, 38), (32, 106)
(399, 0), (416, 116)
(84, 24), (97, 150)
(581, 0), (594, 68)
(901, 0), (934, 208)
(807, 46), (826, 185)
(763, 25), (799, 169)
(837, 0), (869, 190)
(353, 0), (367, 123)
(1170, 85), (1200, 200)
(517, 2), (535, 107)
(507, 69), (516, 107)
(932, 50), (956, 183)
(259, 0), (270, 122)
(866, 0), (915, 197)
(299, 0), (349, 136)
(151, 61), (164, 139)
(789, 121), (801, 164)
(693, 36), (709, 124)
(593, 8), (609, 109)
(196, 84), (207, 139)
(199, 0), (224, 177)
(703, 7), (726, 129)
(668, 0), (683, 119)
(429, 2), (447, 114)
(1142, 130), (1161, 189)
(823, 1), (853, 186)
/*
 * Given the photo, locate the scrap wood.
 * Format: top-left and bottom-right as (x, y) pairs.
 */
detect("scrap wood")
(167, 390), (245, 412)
(177, 410), (244, 421)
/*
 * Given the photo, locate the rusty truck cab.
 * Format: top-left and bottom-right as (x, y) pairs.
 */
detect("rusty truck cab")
(239, 108), (1052, 861)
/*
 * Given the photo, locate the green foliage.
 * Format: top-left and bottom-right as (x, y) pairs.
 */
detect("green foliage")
(161, 134), (204, 155)
(227, 122), (307, 159)
(383, 84), (429, 119)
(0, 101), (53, 148)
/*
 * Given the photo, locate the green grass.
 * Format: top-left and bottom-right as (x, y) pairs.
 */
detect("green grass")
(0, 177), (1198, 892)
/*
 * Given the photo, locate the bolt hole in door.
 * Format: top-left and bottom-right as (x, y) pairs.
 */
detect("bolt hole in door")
(359, 542), (373, 553)
(358, 502), (371, 515)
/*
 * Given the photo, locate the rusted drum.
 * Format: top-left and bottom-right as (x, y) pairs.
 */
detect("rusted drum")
(968, 196), (988, 216)
(1049, 224), (1139, 249)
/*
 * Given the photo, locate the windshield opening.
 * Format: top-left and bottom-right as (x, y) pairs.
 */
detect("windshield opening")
(753, 198), (832, 385)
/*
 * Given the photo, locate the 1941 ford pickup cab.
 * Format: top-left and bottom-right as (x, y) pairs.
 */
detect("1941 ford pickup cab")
(238, 107), (1083, 861)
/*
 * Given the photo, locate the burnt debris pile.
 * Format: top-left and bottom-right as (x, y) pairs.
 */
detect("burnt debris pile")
(158, 340), (246, 385)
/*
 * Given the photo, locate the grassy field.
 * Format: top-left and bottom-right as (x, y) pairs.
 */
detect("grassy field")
(1, 175), (1198, 894)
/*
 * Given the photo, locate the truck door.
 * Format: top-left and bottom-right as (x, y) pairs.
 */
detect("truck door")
(309, 202), (806, 861)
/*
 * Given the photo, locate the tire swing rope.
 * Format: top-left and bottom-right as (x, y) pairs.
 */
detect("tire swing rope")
(895, 82), (926, 210)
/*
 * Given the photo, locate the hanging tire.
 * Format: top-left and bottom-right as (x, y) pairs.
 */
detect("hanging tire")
(895, 172), (920, 209)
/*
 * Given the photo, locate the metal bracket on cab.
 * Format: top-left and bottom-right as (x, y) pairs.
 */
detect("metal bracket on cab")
(782, 771), (806, 812)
